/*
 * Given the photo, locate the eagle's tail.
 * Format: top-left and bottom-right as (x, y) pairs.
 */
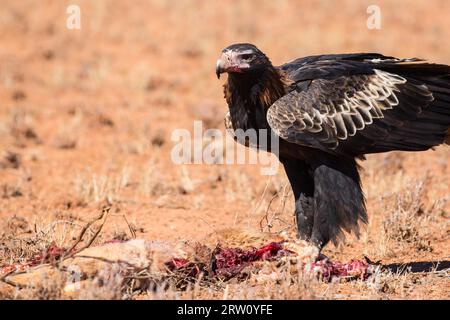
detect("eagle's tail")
(310, 155), (367, 248)
(423, 75), (450, 146)
(381, 61), (450, 148)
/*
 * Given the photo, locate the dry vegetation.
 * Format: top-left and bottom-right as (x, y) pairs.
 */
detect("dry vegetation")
(0, 0), (449, 299)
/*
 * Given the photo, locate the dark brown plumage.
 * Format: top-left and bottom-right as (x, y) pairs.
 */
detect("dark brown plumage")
(216, 43), (450, 249)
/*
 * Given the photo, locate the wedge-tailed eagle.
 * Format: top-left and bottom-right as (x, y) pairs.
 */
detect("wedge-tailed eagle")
(216, 43), (450, 249)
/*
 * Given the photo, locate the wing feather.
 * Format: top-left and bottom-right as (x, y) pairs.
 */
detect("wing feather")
(266, 69), (440, 154)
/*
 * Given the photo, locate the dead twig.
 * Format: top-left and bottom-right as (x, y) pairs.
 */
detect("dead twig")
(260, 192), (279, 232)
(66, 207), (110, 255)
(121, 215), (136, 239)
(259, 183), (289, 233)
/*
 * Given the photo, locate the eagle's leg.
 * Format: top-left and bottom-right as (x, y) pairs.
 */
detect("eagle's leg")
(281, 157), (315, 241)
(310, 157), (367, 249)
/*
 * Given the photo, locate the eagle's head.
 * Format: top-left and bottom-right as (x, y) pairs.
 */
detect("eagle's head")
(216, 43), (270, 79)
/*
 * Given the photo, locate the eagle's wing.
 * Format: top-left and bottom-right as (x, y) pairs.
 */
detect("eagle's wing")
(268, 61), (450, 156)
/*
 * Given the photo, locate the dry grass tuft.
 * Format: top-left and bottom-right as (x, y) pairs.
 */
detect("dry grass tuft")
(378, 180), (446, 257)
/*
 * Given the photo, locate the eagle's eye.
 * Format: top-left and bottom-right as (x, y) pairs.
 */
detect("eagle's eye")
(240, 53), (254, 61)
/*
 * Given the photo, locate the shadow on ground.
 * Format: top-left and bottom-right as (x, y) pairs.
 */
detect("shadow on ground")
(383, 260), (450, 274)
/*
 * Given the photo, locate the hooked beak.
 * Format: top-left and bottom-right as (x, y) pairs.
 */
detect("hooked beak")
(216, 59), (224, 79)
(216, 50), (243, 79)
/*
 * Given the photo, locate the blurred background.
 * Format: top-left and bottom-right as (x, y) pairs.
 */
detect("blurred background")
(0, 0), (449, 276)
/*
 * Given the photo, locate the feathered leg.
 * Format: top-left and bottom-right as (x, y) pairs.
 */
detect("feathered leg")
(310, 156), (367, 248)
(281, 157), (315, 241)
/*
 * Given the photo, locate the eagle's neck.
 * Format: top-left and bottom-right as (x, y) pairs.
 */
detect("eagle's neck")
(225, 66), (288, 131)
